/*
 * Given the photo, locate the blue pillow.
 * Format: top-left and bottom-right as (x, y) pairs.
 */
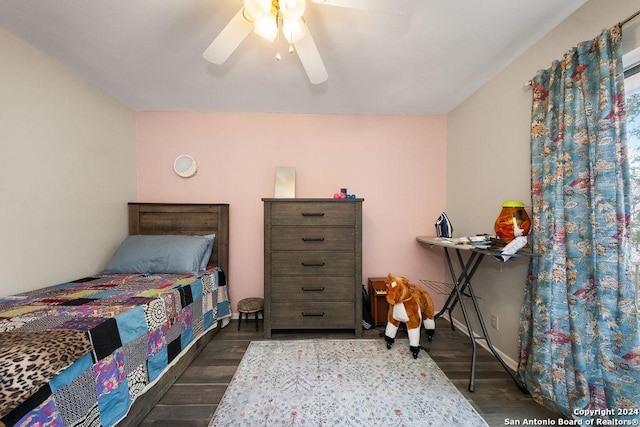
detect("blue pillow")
(103, 235), (209, 274)
(199, 234), (216, 270)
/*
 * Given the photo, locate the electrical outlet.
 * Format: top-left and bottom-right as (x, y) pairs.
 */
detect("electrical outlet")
(491, 314), (499, 330)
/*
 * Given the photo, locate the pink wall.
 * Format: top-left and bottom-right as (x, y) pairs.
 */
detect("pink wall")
(136, 112), (447, 312)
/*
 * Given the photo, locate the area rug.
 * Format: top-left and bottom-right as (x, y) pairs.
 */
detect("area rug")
(209, 339), (488, 426)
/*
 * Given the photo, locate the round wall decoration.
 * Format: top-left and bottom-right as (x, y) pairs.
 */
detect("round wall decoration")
(173, 155), (198, 178)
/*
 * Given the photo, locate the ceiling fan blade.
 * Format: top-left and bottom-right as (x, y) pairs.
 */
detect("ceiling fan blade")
(203, 9), (253, 64)
(293, 24), (328, 84)
(311, 0), (414, 15)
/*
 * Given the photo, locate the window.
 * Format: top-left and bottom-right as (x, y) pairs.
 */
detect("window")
(623, 21), (640, 309)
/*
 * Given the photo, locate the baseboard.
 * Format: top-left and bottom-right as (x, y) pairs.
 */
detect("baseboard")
(448, 317), (519, 372)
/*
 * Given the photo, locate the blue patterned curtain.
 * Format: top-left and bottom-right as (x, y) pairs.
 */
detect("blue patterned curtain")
(518, 26), (640, 421)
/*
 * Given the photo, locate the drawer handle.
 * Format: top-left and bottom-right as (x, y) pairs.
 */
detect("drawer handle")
(301, 212), (325, 217)
(302, 262), (325, 267)
(302, 312), (325, 317)
(302, 237), (325, 242)
(302, 287), (325, 292)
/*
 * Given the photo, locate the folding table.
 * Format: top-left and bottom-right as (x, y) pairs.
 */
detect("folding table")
(416, 236), (533, 392)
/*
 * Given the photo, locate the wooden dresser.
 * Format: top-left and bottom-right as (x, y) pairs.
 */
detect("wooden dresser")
(262, 198), (363, 338)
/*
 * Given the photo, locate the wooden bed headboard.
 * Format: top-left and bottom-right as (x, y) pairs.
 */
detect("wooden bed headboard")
(128, 203), (229, 275)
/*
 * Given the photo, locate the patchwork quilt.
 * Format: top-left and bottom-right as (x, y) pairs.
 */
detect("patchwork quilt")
(0, 267), (231, 427)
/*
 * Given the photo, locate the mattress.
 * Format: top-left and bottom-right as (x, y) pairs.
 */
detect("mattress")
(0, 267), (231, 427)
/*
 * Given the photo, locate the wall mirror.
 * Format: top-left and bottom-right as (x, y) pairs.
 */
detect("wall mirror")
(174, 155), (198, 178)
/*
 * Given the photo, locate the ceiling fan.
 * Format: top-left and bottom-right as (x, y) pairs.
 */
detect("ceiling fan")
(202, 0), (414, 85)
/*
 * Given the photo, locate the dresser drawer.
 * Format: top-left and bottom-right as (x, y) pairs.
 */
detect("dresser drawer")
(269, 202), (355, 226)
(272, 251), (355, 276)
(270, 227), (355, 251)
(271, 277), (355, 301)
(270, 302), (355, 328)
(263, 198), (363, 338)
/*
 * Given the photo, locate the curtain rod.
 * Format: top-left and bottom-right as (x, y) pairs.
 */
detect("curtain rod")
(524, 9), (640, 89)
(621, 9), (640, 27)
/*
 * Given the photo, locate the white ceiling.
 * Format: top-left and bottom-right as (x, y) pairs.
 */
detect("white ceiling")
(0, 0), (588, 114)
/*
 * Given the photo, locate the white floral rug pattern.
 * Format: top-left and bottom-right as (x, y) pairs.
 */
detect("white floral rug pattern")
(209, 338), (488, 427)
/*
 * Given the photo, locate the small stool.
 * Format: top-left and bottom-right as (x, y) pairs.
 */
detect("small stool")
(237, 297), (264, 331)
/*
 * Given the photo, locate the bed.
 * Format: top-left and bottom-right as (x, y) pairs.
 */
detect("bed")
(0, 203), (231, 427)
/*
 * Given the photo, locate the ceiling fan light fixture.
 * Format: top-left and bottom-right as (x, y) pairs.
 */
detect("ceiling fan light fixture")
(279, 0), (306, 20)
(243, 0), (272, 21)
(204, 0), (327, 84)
(282, 18), (306, 44)
(254, 12), (278, 42)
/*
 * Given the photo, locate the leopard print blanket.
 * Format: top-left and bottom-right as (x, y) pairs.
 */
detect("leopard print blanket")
(0, 329), (92, 418)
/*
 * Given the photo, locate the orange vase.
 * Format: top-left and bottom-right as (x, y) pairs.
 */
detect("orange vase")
(494, 200), (531, 243)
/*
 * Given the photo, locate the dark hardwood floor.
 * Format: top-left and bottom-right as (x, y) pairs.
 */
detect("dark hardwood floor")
(139, 318), (562, 427)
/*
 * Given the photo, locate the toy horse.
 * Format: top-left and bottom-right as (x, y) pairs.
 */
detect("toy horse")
(384, 273), (436, 359)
